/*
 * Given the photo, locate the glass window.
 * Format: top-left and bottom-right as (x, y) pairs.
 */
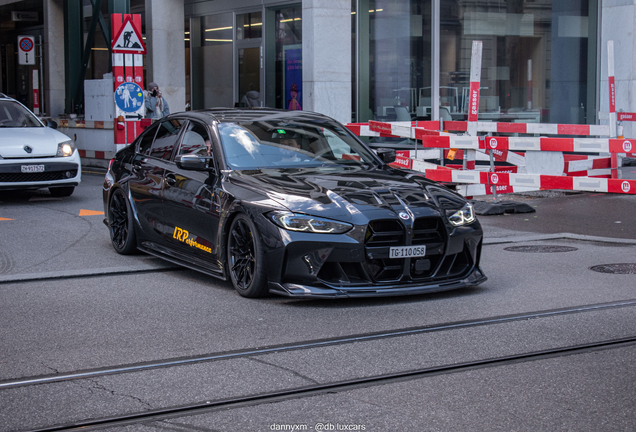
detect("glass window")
(440, 0), (597, 125)
(356, 0), (432, 123)
(218, 120), (377, 170)
(238, 48), (261, 108)
(237, 12), (263, 40)
(178, 121), (212, 157)
(265, 6), (302, 109)
(148, 119), (185, 160)
(137, 123), (160, 155)
(199, 13), (234, 108)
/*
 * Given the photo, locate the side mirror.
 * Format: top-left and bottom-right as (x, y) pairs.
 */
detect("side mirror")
(46, 120), (58, 129)
(376, 148), (396, 164)
(175, 154), (214, 171)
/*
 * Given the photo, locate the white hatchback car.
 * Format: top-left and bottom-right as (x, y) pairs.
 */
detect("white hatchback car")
(0, 93), (81, 196)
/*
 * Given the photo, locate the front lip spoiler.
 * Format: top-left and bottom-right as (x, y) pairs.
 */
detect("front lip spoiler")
(268, 267), (487, 298)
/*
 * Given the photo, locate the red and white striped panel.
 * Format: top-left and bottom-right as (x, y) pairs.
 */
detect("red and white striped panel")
(354, 120), (612, 138)
(390, 150), (477, 171)
(564, 155), (612, 178)
(346, 123), (381, 137)
(441, 121), (610, 137)
(416, 134), (636, 155)
(78, 150), (115, 160)
(423, 169), (636, 195)
(458, 184), (537, 197)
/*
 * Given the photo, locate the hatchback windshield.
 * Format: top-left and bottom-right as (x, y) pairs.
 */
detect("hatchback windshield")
(218, 120), (379, 170)
(0, 100), (42, 128)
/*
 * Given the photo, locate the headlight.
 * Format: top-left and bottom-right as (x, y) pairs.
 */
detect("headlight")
(57, 141), (75, 157)
(446, 203), (476, 226)
(269, 211), (353, 234)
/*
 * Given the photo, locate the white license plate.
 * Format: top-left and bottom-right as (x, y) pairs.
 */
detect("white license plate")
(389, 245), (426, 259)
(21, 164), (45, 173)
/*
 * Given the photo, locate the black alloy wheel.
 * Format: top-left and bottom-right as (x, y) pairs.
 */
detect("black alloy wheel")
(108, 188), (137, 255)
(227, 214), (267, 298)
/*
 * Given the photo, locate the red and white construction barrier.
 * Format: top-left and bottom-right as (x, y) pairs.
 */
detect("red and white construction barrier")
(424, 169), (636, 195)
(439, 121), (610, 137)
(344, 39), (635, 196)
(415, 135), (636, 155)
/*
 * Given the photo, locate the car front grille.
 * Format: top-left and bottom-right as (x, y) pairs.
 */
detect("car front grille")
(317, 216), (474, 287)
(0, 169), (78, 183)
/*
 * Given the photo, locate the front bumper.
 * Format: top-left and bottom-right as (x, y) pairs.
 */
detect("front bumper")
(269, 265), (487, 298)
(0, 152), (82, 190)
(259, 213), (486, 299)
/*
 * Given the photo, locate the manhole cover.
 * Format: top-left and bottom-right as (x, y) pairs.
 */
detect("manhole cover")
(504, 245), (579, 253)
(590, 264), (636, 274)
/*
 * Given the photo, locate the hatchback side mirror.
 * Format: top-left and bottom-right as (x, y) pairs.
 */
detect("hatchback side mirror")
(376, 148), (396, 164)
(46, 120), (58, 129)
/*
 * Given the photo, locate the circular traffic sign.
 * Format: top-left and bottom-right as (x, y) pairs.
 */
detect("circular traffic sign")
(114, 82), (144, 113)
(19, 38), (34, 52)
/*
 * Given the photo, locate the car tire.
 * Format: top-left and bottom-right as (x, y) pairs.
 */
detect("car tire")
(49, 186), (75, 197)
(227, 213), (268, 298)
(108, 188), (138, 255)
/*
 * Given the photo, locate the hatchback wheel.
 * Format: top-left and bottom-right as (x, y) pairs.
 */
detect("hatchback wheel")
(227, 214), (268, 297)
(108, 189), (137, 255)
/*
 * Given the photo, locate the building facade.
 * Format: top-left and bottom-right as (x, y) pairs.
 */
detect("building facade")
(1, 0), (635, 141)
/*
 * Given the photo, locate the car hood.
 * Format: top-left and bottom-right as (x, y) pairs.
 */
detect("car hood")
(0, 127), (71, 158)
(228, 166), (459, 223)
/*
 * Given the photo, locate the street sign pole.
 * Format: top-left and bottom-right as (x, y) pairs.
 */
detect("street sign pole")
(111, 13), (147, 146)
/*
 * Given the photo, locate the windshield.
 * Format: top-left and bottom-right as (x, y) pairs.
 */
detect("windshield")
(218, 119), (379, 170)
(0, 100), (42, 127)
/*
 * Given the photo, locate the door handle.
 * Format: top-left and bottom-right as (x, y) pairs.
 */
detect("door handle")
(165, 173), (177, 186)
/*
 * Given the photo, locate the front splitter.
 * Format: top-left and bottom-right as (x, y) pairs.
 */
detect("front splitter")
(268, 267), (487, 299)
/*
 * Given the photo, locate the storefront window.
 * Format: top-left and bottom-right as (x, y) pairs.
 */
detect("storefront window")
(199, 13), (233, 108)
(440, 0), (597, 124)
(356, 0), (432, 123)
(266, 6), (302, 109)
(237, 12), (263, 40)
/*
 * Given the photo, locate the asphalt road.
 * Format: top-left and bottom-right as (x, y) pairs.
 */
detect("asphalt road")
(0, 171), (634, 431)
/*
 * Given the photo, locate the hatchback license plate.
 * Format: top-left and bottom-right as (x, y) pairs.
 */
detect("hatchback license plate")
(21, 164), (45, 173)
(389, 245), (426, 259)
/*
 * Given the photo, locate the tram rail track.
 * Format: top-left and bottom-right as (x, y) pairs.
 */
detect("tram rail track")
(0, 263), (182, 285)
(3, 298), (636, 390)
(26, 336), (636, 432)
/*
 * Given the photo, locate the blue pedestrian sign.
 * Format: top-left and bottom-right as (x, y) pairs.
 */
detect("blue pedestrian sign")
(115, 82), (144, 113)
(114, 82), (145, 120)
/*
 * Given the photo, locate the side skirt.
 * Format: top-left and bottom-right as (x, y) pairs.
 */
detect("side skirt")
(139, 241), (226, 280)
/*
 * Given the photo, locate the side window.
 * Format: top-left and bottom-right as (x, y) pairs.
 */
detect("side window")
(136, 123), (159, 155)
(148, 119), (186, 160)
(178, 121), (212, 158)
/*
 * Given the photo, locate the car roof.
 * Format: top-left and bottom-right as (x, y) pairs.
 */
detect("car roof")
(169, 108), (337, 125)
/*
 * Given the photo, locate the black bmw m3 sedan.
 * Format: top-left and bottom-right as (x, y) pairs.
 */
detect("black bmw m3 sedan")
(103, 108), (486, 298)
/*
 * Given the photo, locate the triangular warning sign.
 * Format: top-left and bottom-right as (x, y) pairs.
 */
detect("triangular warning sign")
(112, 16), (146, 54)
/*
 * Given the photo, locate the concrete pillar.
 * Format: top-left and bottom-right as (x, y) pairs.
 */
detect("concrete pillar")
(601, 3), (636, 138)
(44, 0), (66, 116)
(145, 0), (186, 113)
(303, 0), (351, 124)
